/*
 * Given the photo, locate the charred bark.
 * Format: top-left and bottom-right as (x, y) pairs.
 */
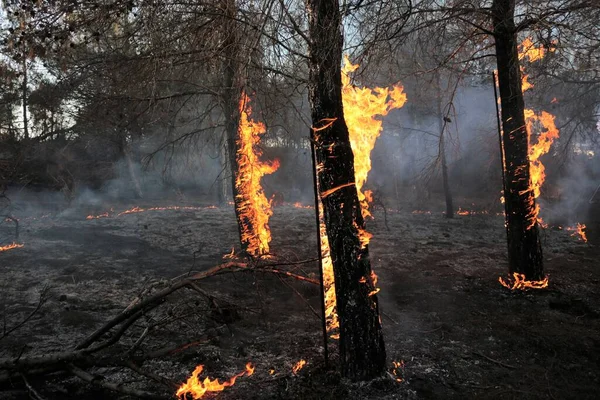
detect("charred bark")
(220, 0), (248, 253)
(492, 0), (544, 280)
(436, 84), (454, 219)
(306, 0), (386, 380)
(21, 59), (29, 140)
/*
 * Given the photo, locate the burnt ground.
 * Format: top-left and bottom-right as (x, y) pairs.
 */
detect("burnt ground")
(0, 202), (599, 399)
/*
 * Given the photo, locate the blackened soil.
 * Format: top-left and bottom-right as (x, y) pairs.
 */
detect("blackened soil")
(0, 204), (598, 399)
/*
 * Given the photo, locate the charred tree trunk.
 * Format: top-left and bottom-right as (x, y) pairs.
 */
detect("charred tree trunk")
(221, 0), (247, 253)
(492, 0), (544, 280)
(306, 0), (386, 380)
(440, 131), (453, 218)
(436, 81), (454, 218)
(21, 58), (29, 140)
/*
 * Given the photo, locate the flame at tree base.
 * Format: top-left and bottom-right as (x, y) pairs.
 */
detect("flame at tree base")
(498, 272), (549, 290)
(176, 363), (254, 399)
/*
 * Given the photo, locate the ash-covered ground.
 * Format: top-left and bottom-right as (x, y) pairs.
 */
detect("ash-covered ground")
(0, 202), (598, 399)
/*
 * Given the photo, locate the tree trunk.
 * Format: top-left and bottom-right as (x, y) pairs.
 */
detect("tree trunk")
(492, 0), (544, 280)
(21, 58), (29, 140)
(436, 80), (454, 218)
(221, 0), (248, 253)
(440, 131), (453, 218)
(306, 0), (386, 380)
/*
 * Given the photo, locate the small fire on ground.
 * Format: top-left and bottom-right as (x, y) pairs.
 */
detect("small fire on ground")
(292, 359), (306, 374)
(391, 360), (405, 382)
(86, 205), (214, 220)
(176, 363), (254, 399)
(0, 242), (24, 252)
(498, 272), (549, 290)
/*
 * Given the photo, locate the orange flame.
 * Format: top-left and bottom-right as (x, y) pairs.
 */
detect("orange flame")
(516, 39), (560, 229)
(315, 58), (405, 341)
(391, 360), (405, 382)
(567, 223), (588, 242)
(342, 55), (407, 222)
(498, 272), (549, 290)
(0, 242), (24, 252)
(292, 359), (306, 374)
(235, 92), (280, 257)
(176, 363), (254, 399)
(85, 206), (212, 220)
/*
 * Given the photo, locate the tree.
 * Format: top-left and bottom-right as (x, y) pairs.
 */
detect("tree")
(492, 0), (544, 280)
(306, 0), (386, 380)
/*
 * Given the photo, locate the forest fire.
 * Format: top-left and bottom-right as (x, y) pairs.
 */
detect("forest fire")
(176, 363), (254, 399)
(234, 91), (280, 257)
(0, 242), (24, 252)
(499, 272), (549, 290)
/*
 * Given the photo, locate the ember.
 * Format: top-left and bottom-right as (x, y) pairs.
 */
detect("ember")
(234, 92), (280, 257)
(176, 362), (254, 399)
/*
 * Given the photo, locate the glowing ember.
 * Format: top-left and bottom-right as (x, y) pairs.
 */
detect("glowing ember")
(498, 272), (549, 290)
(292, 359), (306, 374)
(176, 363), (254, 399)
(342, 55), (407, 221)
(0, 242), (24, 252)
(234, 92), (280, 257)
(567, 223), (588, 242)
(391, 360), (405, 382)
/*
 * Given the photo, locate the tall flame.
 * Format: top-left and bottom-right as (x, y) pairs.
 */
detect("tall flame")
(235, 92), (280, 256)
(176, 363), (254, 399)
(342, 55), (407, 221)
(517, 38), (559, 229)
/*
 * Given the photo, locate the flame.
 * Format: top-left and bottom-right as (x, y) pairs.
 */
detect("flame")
(567, 223), (587, 242)
(516, 38), (560, 229)
(498, 272), (549, 290)
(292, 202), (313, 209)
(292, 359), (306, 374)
(176, 363), (254, 399)
(85, 206), (212, 220)
(342, 55), (407, 222)
(391, 360), (405, 382)
(319, 201), (339, 338)
(234, 92), (280, 257)
(0, 242), (24, 252)
(315, 58), (405, 341)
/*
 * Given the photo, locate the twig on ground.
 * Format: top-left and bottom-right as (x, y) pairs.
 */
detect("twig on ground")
(472, 351), (517, 369)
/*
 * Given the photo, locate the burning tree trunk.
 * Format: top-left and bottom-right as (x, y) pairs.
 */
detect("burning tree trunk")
(492, 0), (544, 281)
(220, 0), (246, 253)
(306, 0), (386, 381)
